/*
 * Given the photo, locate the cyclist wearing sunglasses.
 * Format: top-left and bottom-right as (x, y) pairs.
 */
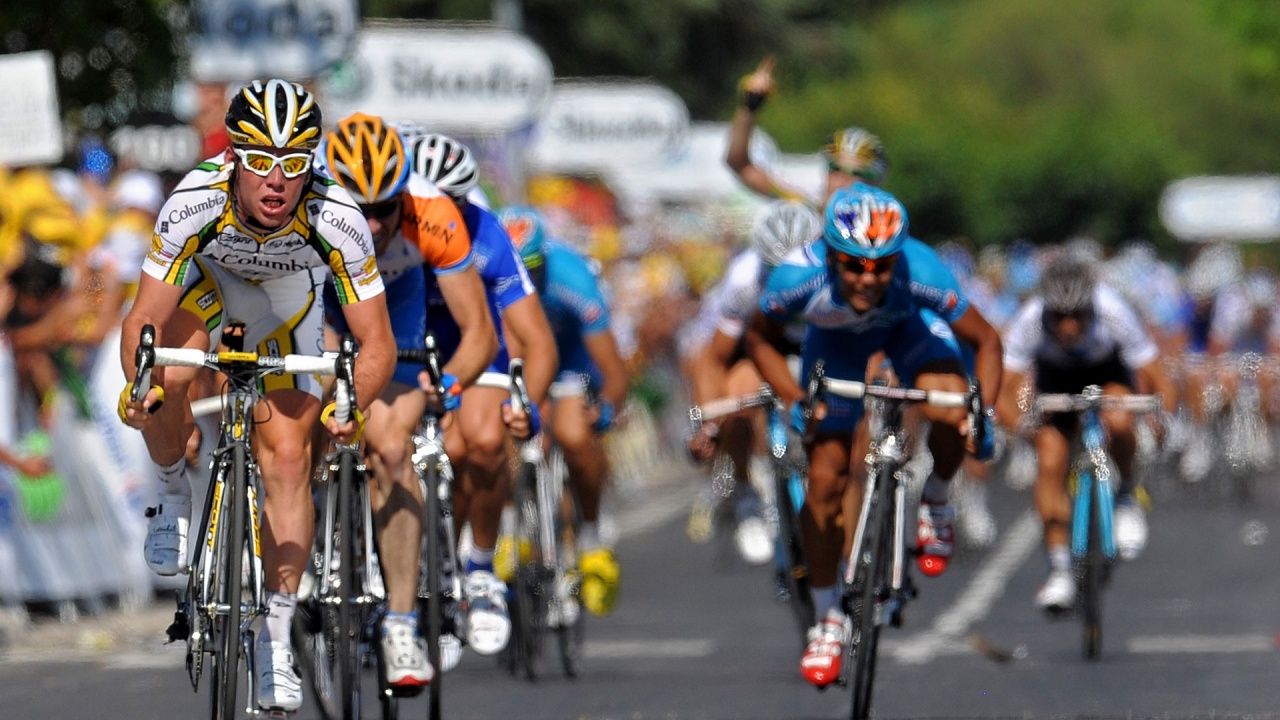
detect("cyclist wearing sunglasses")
(726, 56), (890, 206)
(411, 132), (559, 661)
(681, 200), (822, 565)
(996, 252), (1176, 614)
(498, 205), (631, 619)
(746, 183), (1003, 688)
(118, 79), (397, 712)
(319, 114), (498, 688)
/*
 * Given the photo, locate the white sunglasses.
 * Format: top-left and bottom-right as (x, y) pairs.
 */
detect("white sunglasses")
(233, 148), (313, 179)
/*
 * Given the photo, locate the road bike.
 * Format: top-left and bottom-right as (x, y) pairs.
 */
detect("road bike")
(688, 385), (814, 646)
(805, 362), (983, 720)
(1031, 386), (1160, 660)
(138, 322), (349, 719)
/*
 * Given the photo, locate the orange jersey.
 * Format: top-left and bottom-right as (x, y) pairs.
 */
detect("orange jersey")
(397, 174), (472, 275)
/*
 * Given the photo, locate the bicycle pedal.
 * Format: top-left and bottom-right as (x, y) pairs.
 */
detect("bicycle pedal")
(165, 610), (190, 644)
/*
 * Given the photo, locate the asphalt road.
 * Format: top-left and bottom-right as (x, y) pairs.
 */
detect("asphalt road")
(3, 460), (1280, 719)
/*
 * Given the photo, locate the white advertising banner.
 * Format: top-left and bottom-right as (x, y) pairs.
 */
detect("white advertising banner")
(1161, 176), (1280, 242)
(189, 0), (359, 82)
(526, 80), (689, 174)
(321, 24), (553, 135)
(0, 51), (62, 167)
(608, 122), (781, 203)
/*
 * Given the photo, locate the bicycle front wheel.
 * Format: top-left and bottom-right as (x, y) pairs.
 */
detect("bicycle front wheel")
(774, 464), (814, 647)
(210, 446), (247, 720)
(420, 461), (444, 720)
(511, 460), (547, 680)
(1080, 471), (1105, 660)
(849, 465), (893, 720)
(336, 449), (365, 717)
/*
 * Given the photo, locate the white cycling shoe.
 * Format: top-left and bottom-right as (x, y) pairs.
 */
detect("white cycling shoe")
(144, 494), (191, 576)
(255, 640), (303, 712)
(464, 570), (512, 656)
(1114, 498), (1148, 561)
(1035, 569), (1076, 614)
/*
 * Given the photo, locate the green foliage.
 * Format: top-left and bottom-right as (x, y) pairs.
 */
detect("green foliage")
(760, 0), (1280, 248)
(1, 0), (182, 131)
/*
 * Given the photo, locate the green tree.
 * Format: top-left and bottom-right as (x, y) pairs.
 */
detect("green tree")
(1, 1), (183, 132)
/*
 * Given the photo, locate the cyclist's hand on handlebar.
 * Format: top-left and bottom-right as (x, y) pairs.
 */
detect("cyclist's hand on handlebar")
(788, 399), (826, 438)
(118, 381), (165, 428)
(501, 400), (541, 441)
(321, 402), (366, 445)
(420, 371), (463, 412)
(965, 410), (996, 461)
(686, 422), (719, 462)
(590, 400), (619, 433)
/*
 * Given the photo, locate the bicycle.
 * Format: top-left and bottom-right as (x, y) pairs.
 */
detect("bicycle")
(805, 362), (983, 720)
(1030, 386), (1161, 660)
(688, 385), (814, 647)
(292, 334), (404, 720)
(502, 361), (587, 680)
(138, 322), (351, 720)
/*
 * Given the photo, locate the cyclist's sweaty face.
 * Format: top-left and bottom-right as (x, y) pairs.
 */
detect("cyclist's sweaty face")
(231, 145), (310, 232)
(831, 250), (897, 312)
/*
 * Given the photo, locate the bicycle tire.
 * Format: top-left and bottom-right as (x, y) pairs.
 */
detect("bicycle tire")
(1081, 470), (1104, 661)
(210, 445), (246, 720)
(849, 463), (893, 720)
(557, 605), (585, 678)
(773, 464), (814, 647)
(337, 448), (364, 718)
(421, 458), (444, 720)
(292, 593), (341, 720)
(512, 461), (546, 680)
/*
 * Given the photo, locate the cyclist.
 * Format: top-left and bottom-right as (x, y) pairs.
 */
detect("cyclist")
(682, 199), (821, 565)
(726, 56), (889, 206)
(995, 251), (1176, 613)
(746, 183), (1002, 687)
(117, 80), (397, 712)
(411, 132), (558, 661)
(498, 206), (631, 617)
(318, 113), (498, 689)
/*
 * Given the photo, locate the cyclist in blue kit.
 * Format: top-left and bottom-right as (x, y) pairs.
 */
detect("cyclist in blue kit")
(410, 133), (559, 664)
(745, 183), (1002, 688)
(498, 206), (630, 618)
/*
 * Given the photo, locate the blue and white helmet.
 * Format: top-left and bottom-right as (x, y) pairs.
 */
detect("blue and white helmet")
(823, 183), (908, 259)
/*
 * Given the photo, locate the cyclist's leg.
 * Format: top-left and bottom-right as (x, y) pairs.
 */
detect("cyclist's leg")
(722, 358), (771, 563)
(454, 384), (514, 655)
(799, 432), (854, 686)
(364, 383), (428, 614)
(1033, 422), (1075, 610)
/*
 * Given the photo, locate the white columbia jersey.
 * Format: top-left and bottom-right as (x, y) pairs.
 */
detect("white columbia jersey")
(681, 250), (805, 355)
(143, 156), (384, 304)
(1003, 284), (1158, 373)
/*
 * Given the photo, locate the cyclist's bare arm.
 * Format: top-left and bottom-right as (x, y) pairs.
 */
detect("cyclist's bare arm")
(690, 329), (740, 405)
(1134, 358), (1178, 415)
(584, 330), (630, 409)
(995, 368), (1032, 432)
(501, 293), (558, 404)
(725, 56), (803, 201)
(119, 274), (185, 399)
(336, 293), (397, 412)
(745, 309), (803, 408)
(436, 265), (498, 386)
(948, 306), (1004, 408)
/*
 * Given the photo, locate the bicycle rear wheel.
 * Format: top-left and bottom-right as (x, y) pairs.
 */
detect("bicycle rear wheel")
(849, 465), (893, 720)
(511, 461), (547, 680)
(210, 446), (246, 720)
(1080, 471), (1105, 660)
(773, 464), (814, 647)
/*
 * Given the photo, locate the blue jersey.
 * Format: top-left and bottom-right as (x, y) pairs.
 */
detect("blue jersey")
(759, 237), (968, 431)
(426, 204), (537, 371)
(538, 240), (611, 382)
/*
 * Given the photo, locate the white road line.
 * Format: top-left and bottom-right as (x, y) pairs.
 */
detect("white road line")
(1129, 634), (1277, 654)
(891, 509), (1041, 665)
(585, 639), (714, 660)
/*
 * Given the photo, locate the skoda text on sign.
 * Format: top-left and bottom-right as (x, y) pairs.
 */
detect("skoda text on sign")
(321, 23), (553, 136)
(189, 0), (359, 82)
(0, 51), (62, 167)
(526, 80), (689, 174)
(1160, 176), (1280, 242)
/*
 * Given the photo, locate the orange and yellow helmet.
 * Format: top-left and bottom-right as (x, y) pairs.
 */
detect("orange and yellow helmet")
(320, 113), (411, 205)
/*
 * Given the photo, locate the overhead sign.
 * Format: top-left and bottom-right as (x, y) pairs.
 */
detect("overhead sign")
(1160, 176), (1280, 242)
(320, 24), (553, 135)
(188, 0), (359, 82)
(526, 81), (689, 173)
(0, 51), (63, 167)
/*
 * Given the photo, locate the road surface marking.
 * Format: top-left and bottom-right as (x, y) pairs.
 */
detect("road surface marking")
(1129, 634), (1276, 654)
(585, 639), (715, 660)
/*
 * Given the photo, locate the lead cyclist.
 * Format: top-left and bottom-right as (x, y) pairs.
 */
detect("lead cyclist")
(117, 79), (397, 713)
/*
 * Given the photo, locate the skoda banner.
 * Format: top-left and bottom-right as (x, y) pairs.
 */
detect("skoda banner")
(526, 80), (689, 174)
(321, 23), (553, 135)
(1160, 175), (1280, 242)
(188, 0), (359, 82)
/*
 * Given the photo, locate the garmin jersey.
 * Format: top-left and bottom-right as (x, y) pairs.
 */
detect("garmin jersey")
(759, 237), (969, 333)
(424, 203), (536, 368)
(540, 240), (611, 374)
(143, 155), (384, 303)
(1003, 284), (1158, 374)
